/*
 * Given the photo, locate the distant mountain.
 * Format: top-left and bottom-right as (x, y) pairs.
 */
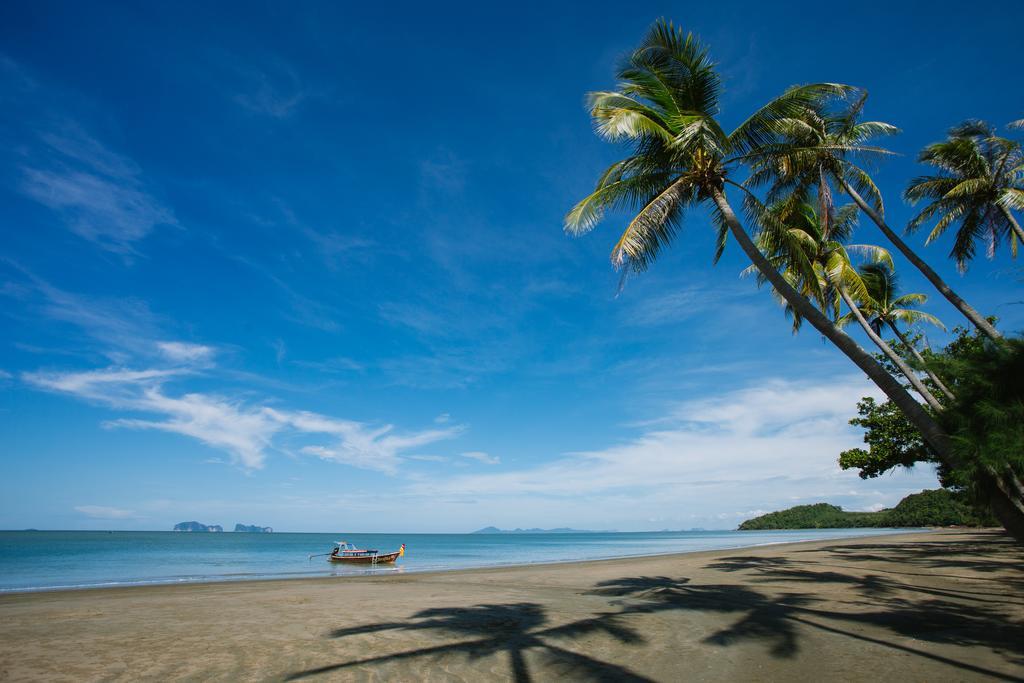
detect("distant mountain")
(738, 489), (996, 530)
(234, 524), (273, 533)
(173, 521), (223, 532)
(471, 526), (611, 534)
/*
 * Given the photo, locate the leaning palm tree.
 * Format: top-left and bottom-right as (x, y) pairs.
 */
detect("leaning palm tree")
(847, 263), (954, 401)
(904, 121), (1024, 271)
(750, 200), (943, 411)
(747, 94), (1002, 341)
(565, 21), (1024, 539)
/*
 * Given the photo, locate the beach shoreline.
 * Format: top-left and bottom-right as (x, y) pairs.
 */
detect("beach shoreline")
(0, 527), (925, 595)
(2, 529), (1021, 681)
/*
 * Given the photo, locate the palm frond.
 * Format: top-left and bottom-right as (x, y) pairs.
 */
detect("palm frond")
(728, 83), (854, 155)
(610, 176), (695, 271)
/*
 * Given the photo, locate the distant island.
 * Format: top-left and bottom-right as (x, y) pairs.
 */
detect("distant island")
(173, 521), (224, 532)
(472, 526), (611, 534)
(738, 489), (996, 530)
(234, 524), (273, 533)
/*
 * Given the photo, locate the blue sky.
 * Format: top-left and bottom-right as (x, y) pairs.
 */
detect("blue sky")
(1, 1), (1021, 532)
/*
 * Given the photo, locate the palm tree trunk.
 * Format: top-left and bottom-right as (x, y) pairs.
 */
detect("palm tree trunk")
(836, 287), (945, 412)
(712, 187), (947, 451)
(887, 322), (956, 402)
(1000, 205), (1024, 247)
(838, 179), (1002, 341)
(711, 186), (1024, 542)
(977, 468), (1024, 540)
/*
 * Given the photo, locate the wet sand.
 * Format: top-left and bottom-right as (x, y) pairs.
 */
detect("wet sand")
(1, 529), (1022, 681)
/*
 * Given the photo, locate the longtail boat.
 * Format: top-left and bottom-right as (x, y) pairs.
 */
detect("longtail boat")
(328, 541), (406, 565)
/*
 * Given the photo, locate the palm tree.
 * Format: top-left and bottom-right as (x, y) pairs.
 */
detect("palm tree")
(747, 95), (1002, 341)
(847, 263), (954, 401)
(566, 22), (947, 469)
(750, 201), (943, 411)
(904, 121), (1024, 271)
(565, 21), (1024, 540)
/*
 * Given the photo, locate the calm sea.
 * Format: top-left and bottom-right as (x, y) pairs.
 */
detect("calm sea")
(0, 528), (921, 593)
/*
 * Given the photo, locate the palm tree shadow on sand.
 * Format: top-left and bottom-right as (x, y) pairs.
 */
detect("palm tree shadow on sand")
(285, 602), (653, 682)
(590, 569), (1024, 681)
(288, 537), (1024, 682)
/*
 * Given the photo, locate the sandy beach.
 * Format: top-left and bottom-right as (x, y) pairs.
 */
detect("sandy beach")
(0, 529), (1021, 681)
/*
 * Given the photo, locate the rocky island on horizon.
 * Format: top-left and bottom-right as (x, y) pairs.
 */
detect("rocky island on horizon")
(172, 522), (273, 532)
(173, 521), (223, 533)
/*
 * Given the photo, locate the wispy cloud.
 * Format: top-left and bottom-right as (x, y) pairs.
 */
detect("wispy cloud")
(273, 199), (377, 270)
(0, 58), (176, 256)
(288, 410), (463, 474)
(227, 255), (343, 333)
(156, 341), (216, 364)
(406, 376), (937, 518)
(19, 123), (177, 256)
(620, 283), (758, 328)
(1, 264), (209, 364)
(291, 356), (363, 374)
(24, 364), (462, 472)
(461, 451), (500, 465)
(418, 148), (467, 195)
(231, 60), (314, 119)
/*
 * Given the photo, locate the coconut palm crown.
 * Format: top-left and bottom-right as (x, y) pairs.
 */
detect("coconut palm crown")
(845, 263), (945, 338)
(564, 20), (851, 272)
(746, 200), (891, 330)
(742, 93), (1002, 341)
(904, 120), (1024, 271)
(744, 91), (898, 220)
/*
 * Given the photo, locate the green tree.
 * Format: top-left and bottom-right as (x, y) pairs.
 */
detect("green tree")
(931, 338), (1024, 502)
(839, 395), (936, 479)
(840, 326), (1024, 523)
(747, 94), (1002, 341)
(904, 121), (1024, 271)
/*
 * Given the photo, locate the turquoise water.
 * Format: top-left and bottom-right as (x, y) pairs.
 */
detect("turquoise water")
(0, 528), (922, 593)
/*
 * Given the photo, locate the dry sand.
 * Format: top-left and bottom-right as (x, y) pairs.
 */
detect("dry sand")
(1, 529), (1022, 682)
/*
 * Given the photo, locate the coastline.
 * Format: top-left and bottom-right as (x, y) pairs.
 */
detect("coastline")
(0, 526), (924, 595)
(2, 529), (1021, 681)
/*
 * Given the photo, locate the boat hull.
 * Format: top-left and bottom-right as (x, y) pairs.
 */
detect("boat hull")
(328, 551), (401, 564)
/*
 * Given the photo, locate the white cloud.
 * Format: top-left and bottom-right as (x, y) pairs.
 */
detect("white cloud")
(461, 451), (500, 465)
(24, 365), (462, 472)
(405, 376), (938, 523)
(107, 390), (279, 470)
(156, 341), (216, 364)
(25, 367), (184, 402)
(74, 505), (136, 519)
(286, 410), (464, 474)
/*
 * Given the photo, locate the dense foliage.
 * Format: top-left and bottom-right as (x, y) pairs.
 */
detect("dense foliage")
(839, 326), (1023, 501)
(838, 396), (931, 478)
(738, 489), (996, 530)
(933, 338), (1024, 493)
